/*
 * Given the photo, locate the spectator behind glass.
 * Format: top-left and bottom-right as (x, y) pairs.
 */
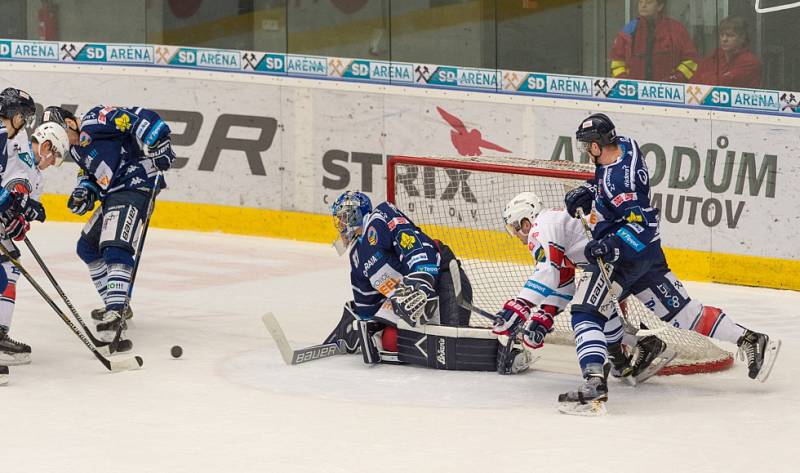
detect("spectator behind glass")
(610, 0), (698, 83)
(692, 16), (762, 88)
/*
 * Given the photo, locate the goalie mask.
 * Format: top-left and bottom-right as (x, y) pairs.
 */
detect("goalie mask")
(502, 191), (544, 239)
(332, 191), (372, 256)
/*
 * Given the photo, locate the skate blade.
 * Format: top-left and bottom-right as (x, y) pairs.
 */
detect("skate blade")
(558, 400), (607, 417)
(0, 353), (31, 366)
(756, 339), (782, 383)
(634, 348), (678, 385)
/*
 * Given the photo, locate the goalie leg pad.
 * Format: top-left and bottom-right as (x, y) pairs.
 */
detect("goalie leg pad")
(396, 322), (497, 371)
(436, 242), (472, 327)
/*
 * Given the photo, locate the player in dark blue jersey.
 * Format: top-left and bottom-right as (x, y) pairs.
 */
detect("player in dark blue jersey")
(41, 105), (175, 345)
(324, 191), (506, 371)
(560, 114), (780, 414)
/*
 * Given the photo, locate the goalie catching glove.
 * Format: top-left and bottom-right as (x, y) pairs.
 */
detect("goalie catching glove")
(389, 271), (437, 327)
(493, 298), (556, 349)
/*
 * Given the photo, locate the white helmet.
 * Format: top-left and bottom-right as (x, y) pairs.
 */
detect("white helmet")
(32, 121), (70, 167)
(502, 191), (544, 238)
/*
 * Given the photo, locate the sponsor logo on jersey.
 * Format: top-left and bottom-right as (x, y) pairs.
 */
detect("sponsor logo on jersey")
(97, 106), (114, 124)
(611, 192), (636, 207)
(135, 119), (150, 141)
(79, 131), (92, 147)
(637, 168), (649, 185)
(362, 251), (383, 276)
(367, 226), (378, 245)
(398, 232), (416, 250)
(615, 227), (645, 252)
(114, 113), (132, 132)
(387, 216), (408, 231)
(17, 152), (34, 168)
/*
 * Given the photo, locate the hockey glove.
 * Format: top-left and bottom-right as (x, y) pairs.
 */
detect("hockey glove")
(564, 183), (596, 218)
(3, 215), (30, 241)
(584, 234), (622, 264)
(0, 191), (46, 224)
(492, 298), (532, 336)
(144, 137), (175, 171)
(68, 181), (100, 216)
(390, 271), (437, 327)
(522, 306), (556, 349)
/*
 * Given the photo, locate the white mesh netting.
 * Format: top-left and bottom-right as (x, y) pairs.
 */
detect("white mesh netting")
(389, 155), (733, 375)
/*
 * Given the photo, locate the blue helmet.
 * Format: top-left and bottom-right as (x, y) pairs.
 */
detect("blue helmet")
(331, 191), (372, 253)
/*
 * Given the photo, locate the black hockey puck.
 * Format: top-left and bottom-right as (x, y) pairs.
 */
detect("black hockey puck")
(171, 345), (183, 358)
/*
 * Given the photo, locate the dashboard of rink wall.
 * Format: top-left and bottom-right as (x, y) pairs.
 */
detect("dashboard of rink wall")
(1, 39), (799, 291)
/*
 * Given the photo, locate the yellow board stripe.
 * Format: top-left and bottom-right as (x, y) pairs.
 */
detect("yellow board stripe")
(39, 194), (800, 291)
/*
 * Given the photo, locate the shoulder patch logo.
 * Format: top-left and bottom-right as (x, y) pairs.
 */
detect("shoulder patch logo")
(367, 226), (378, 245)
(399, 232), (416, 250)
(114, 113), (132, 132)
(80, 131), (92, 147)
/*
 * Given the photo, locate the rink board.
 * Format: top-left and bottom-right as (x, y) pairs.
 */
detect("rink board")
(0, 59), (797, 291)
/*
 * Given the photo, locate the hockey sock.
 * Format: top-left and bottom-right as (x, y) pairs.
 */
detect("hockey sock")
(105, 264), (133, 311)
(690, 306), (746, 344)
(603, 314), (623, 345)
(572, 311), (608, 371)
(87, 259), (109, 305)
(0, 262), (19, 329)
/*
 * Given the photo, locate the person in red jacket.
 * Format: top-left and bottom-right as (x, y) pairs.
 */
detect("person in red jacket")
(692, 16), (762, 88)
(610, 0), (698, 83)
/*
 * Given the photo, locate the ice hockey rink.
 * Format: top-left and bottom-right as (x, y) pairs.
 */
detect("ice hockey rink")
(4, 222), (798, 473)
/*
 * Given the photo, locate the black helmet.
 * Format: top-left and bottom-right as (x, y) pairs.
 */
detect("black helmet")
(0, 87), (36, 121)
(575, 113), (617, 147)
(42, 106), (76, 129)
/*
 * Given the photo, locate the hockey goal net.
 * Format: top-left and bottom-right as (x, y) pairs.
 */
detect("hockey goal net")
(387, 154), (733, 375)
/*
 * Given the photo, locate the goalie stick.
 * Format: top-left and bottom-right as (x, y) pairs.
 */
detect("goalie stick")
(262, 313), (344, 365)
(0, 245), (143, 372)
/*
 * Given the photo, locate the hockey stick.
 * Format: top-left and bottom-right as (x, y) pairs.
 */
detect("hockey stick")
(448, 258), (495, 323)
(22, 237), (131, 355)
(262, 312), (343, 365)
(574, 208), (664, 337)
(0, 244), (143, 372)
(110, 172), (162, 352)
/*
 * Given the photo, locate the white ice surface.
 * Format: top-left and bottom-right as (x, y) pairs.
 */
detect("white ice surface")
(4, 222), (798, 473)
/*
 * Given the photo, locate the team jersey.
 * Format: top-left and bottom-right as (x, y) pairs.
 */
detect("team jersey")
(70, 105), (170, 195)
(517, 209), (590, 311)
(348, 202), (440, 319)
(0, 127), (42, 199)
(0, 126), (42, 252)
(592, 136), (661, 261)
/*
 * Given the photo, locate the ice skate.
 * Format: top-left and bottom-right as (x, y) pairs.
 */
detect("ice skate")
(607, 342), (634, 385)
(737, 330), (781, 382)
(630, 335), (676, 385)
(558, 363), (609, 416)
(92, 305), (133, 323)
(0, 326), (31, 365)
(96, 310), (127, 343)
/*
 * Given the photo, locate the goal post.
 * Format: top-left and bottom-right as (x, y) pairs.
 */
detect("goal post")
(387, 154), (734, 376)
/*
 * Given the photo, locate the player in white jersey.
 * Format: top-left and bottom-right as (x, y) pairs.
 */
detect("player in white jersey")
(0, 96), (68, 366)
(495, 191), (780, 384)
